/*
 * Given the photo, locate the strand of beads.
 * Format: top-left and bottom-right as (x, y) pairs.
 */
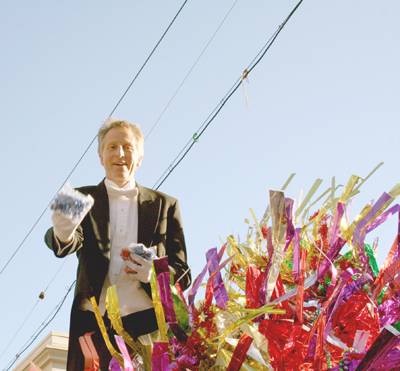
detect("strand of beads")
(339, 347), (354, 371)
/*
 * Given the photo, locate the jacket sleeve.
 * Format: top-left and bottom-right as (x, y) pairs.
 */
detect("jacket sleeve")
(166, 199), (191, 291)
(44, 225), (84, 258)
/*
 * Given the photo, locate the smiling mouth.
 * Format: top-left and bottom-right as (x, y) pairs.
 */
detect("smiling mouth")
(114, 162), (125, 166)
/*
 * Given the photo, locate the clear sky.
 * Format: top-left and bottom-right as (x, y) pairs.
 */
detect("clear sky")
(1, 1), (400, 369)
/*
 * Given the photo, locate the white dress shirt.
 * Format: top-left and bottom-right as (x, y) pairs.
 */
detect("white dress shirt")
(79, 178), (154, 316)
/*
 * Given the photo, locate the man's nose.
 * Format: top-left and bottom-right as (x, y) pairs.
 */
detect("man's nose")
(116, 146), (124, 157)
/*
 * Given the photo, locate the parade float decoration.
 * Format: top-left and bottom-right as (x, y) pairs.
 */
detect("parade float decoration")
(42, 164), (400, 370)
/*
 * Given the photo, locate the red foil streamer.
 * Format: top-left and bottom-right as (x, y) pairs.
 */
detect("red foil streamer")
(314, 314), (326, 370)
(259, 319), (293, 370)
(331, 290), (380, 348)
(152, 342), (169, 371)
(225, 333), (253, 371)
(270, 274), (293, 321)
(295, 249), (307, 324)
(245, 266), (263, 309)
(371, 235), (399, 302)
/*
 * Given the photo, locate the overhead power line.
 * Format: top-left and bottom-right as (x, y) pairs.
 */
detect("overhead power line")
(0, 0), (189, 278)
(3, 281), (76, 371)
(153, 0), (304, 190)
(145, 0), (239, 141)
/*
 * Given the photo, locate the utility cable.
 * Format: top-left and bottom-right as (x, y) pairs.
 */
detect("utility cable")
(153, 0), (304, 190)
(0, 257), (70, 361)
(145, 0), (239, 141)
(3, 281), (76, 371)
(0, 0), (188, 277)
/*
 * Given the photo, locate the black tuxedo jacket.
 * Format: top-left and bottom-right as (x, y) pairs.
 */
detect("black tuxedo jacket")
(45, 180), (191, 370)
(45, 180), (191, 304)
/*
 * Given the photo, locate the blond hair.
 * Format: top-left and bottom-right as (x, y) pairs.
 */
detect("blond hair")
(97, 117), (144, 157)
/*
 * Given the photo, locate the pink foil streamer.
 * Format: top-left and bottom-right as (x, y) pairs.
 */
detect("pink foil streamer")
(354, 326), (400, 370)
(206, 247), (229, 310)
(353, 330), (370, 353)
(109, 358), (122, 371)
(153, 258), (188, 342)
(78, 332), (100, 371)
(29, 363), (42, 371)
(115, 335), (133, 371)
(152, 342), (169, 371)
(377, 295), (400, 327)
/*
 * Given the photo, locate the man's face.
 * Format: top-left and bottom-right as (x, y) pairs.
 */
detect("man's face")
(100, 127), (142, 188)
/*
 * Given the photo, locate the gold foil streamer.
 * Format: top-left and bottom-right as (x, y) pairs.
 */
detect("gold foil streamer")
(295, 178), (323, 220)
(218, 304), (284, 349)
(106, 286), (152, 371)
(149, 264), (168, 342)
(349, 162), (384, 198)
(89, 296), (124, 366)
(265, 190), (287, 301)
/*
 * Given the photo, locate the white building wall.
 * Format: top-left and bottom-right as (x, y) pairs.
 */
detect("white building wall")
(12, 332), (68, 371)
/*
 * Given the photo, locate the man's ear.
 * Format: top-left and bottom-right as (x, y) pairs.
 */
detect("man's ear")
(136, 156), (143, 168)
(100, 154), (104, 167)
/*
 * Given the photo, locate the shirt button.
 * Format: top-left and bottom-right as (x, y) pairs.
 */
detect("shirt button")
(121, 208), (124, 211)
(120, 229), (123, 233)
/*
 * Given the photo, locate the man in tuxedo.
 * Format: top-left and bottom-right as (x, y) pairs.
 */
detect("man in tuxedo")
(45, 118), (191, 371)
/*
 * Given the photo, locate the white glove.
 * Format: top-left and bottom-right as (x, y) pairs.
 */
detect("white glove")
(52, 211), (85, 243)
(50, 183), (94, 243)
(124, 244), (157, 283)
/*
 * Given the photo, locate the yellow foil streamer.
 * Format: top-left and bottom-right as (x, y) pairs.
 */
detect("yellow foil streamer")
(89, 296), (123, 366)
(105, 286), (152, 371)
(149, 264), (168, 342)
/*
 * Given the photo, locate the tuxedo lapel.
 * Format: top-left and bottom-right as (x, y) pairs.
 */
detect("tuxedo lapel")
(137, 183), (162, 248)
(88, 180), (111, 258)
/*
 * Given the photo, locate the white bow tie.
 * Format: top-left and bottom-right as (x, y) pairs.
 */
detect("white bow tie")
(107, 186), (138, 198)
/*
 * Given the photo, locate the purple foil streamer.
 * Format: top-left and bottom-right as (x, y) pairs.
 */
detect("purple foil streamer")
(354, 327), (400, 371)
(153, 258), (188, 342)
(186, 260), (212, 328)
(292, 228), (301, 284)
(205, 248), (229, 310)
(316, 202), (346, 285)
(324, 269), (356, 340)
(204, 255), (235, 307)
(397, 210), (400, 261)
(152, 342), (169, 371)
(153, 258), (176, 324)
(378, 295), (400, 327)
(365, 205), (400, 233)
(340, 273), (372, 304)
(115, 335), (133, 371)
(169, 353), (197, 370)
(284, 198), (295, 253)
(109, 358), (121, 371)
(352, 193), (392, 265)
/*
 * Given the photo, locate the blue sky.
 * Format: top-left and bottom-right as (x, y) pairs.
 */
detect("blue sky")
(1, 1), (400, 369)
